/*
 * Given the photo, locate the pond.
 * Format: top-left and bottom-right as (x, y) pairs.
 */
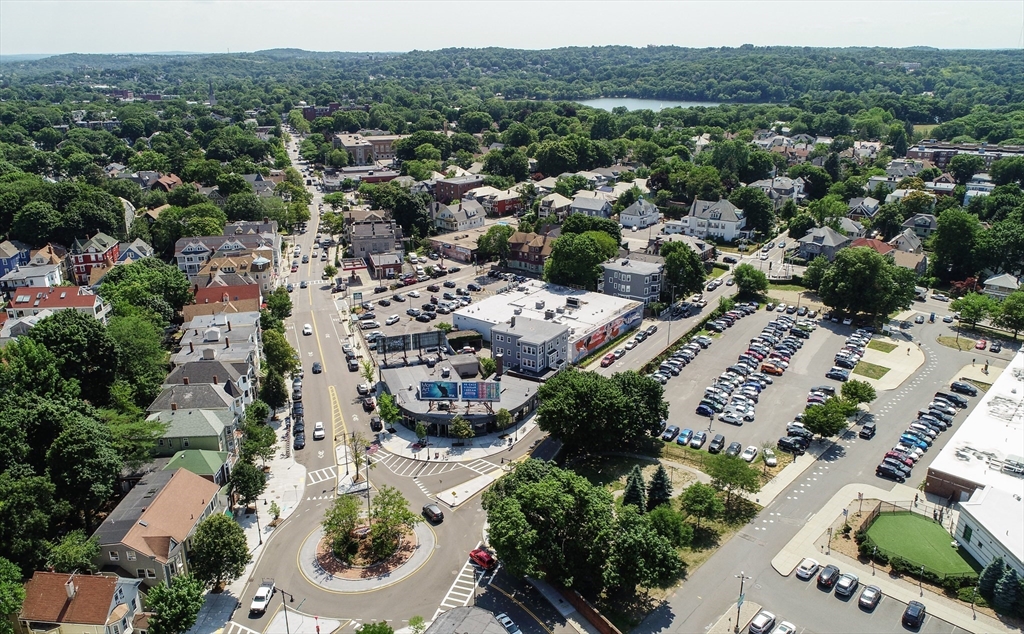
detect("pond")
(575, 97), (722, 112)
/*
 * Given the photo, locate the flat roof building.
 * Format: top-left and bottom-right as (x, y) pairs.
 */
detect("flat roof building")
(926, 349), (1024, 575)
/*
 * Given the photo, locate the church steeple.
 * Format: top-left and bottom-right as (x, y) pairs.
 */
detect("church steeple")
(208, 81), (216, 107)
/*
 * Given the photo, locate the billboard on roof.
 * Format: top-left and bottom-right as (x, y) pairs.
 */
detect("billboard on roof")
(419, 381), (459, 400)
(461, 381), (501, 402)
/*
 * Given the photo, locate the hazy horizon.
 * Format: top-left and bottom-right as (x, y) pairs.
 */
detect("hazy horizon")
(1, 1), (1022, 56)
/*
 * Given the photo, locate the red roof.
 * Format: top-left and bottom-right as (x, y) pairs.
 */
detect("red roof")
(9, 287), (100, 310)
(21, 572), (117, 626)
(850, 238), (894, 255)
(192, 284), (261, 305)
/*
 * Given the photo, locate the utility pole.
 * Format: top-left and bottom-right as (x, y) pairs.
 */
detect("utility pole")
(255, 501), (263, 546)
(734, 572), (751, 633)
(279, 589), (294, 634)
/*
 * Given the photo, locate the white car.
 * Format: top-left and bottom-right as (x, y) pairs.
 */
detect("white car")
(495, 613), (521, 634)
(760, 252), (770, 261)
(302, 324), (313, 336)
(313, 421), (325, 440)
(407, 290), (420, 298)
(741, 446), (758, 462)
(748, 610), (776, 634)
(894, 443), (925, 459)
(795, 557), (820, 580)
(762, 448), (777, 467)
(249, 579), (275, 614)
(775, 303), (787, 312)
(385, 315), (400, 326)
(774, 622), (797, 634)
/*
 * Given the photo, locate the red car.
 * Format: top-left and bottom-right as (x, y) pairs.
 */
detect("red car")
(745, 350), (765, 360)
(600, 353), (616, 368)
(469, 547), (497, 570)
(885, 451), (914, 467)
(975, 339), (987, 350)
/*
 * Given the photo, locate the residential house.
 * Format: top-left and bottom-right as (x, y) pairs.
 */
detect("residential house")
(652, 234), (716, 261)
(982, 274), (1020, 300)
(797, 227), (851, 262)
(906, 141), (1024, 169)
(6, 287), (112, 324)
(850, 237), (894, 257)
(146, 404), (238, 457)
(902, 213), (938, 239)
(889, 250), (929, 276)
(0, 239), (31, 277)
(148, 382), (243, 430)
(349, 220), (404, 260)
(592, 165), (635, 182)
(533, 176), (559, 195)
(692, 133), (713, 155)
(963, 173), (996, 205)
(435, 175), (485, 204)
(888, 228), (923, 254)
(886, 159), (927, 180)
(885, 189), (936, 209)
(18, 572), (144, 634)
(619, 198), (660, 230)
(680, 199), (747, 242)
(507, 231), (555, 275)
(490, 316), (569, 375)
(116, 239), (155, 265)
(161, 450), (232, 486)
(165, 356), (254, 406)
(138, 204), (170, 227)
(473, 186), (524, 216)
(748, 176), (805, 207)
(71, 232), (120, 285)
(600, 259), (664, 307)
(836, 217), (866, 239)
(195, 252), (275, 293)
(569, 194), (612, 219)
(846, 197), (880, 221)
(0, 310), (54, 346)
(173, 312), (261, 370)
(0, 254), (65, 292)
(173, 235), (277, 280)
(432, 200), (485, 233)
(925, 181), (957, 197)
(32, 243), (73, 280)
(92, 468), (223, 587)
(538, 193), (572, 220)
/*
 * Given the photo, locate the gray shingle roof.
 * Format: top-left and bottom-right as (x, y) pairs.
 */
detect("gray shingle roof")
(798, 226), (851, 247)
(146, 407), (234, 438)
(570, 196), (611, 211)
(147, 384), (235, 413)
(689, 199), (744, 223)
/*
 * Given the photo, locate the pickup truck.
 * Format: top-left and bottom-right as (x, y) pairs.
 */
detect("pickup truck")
(249, 578), (275, 614)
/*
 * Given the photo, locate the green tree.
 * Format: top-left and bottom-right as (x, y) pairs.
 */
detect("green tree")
(646, 464), (673, 511)
(787, 213), (817, 240)
(561, 214), (621, 243)
(802, 256), (829, 291)
(480, 356), (497, 378)
(356, 623), (394, 634)
(611, 371), (669, 439)
(12, 201), (63, 247)
(994, 567), (1020, 616)
(47, 416), (121, 530)
(44, 530), (99, 573)
(603, 505), (681, 595)
(449, 415), (474, 440)
(990, 157), (1024, 186)
(948, 154), (986, 185)
(818, 247), (915, 318)
(802, 397), (850, 439)
(259, 370), (288, 410)
(993, 290), (1024, 339)
(145, 574), (205, 634)
(808, 194), (848, 226)
(216, 172), (251, 197)
(622, 465), (647, 512)
(660, 241), (705, 299)
(646, 504), (692, 548)
(704, 454), (761, 505)
(840, 380), (877, 419)
(230, 460), (267, 507)
(979, 556), (1005, 601)
(408, 616), (427, 634)
(732, 263), (769, 297)
(261, 329), (298, 376)
(495, 408), (513, 430)
(322, 494), (362, 557)
(435, 322), (454, 334)
(537, 371), (625, 451)
(265, 286), (293, 321)
(0, 472), (56, 575)
(554, 175), (590, 197)
(369, 486), (421, 560)
(951, 292), (997, 329)
(106, 315), (166, 406)
(729, 187), (775, 236)
(224, 192), (264, 222)
(27, 309), (119, 401)
(476, 224), (515, 264)
(869, 202), (905, 241)
(0, 556), (26, 634)
(482, 147), (529, 181)
(188, 514), (251, 588)
(679, 482), (723, 529)
(377, 393), (401, 426)
(932, 208), (982, 282)
(543, 232), (606, 290)
(415, 422), (428, 441)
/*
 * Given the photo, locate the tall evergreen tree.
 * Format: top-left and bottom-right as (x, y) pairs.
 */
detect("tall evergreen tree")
(979, 556), (1005, 601)
(993, 567), (1021, 616)
(647, 464), (673, 511)
(622, 465), (647, 512)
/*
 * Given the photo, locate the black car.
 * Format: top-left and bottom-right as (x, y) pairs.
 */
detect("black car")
(292, 389), (302, 402)
(292, 420), (305, 434)
(725, 441), (742, 457)
(708, 434), (726, 453)
(370, 415), (383, 432)
(859, 422), (876, 439)
(777, 436), (806, 455)
(416, 313), (432, 323)
(788, 427), (814, 442)
(422, 503), (444, 523)
(834, 357), (857, 370)
(293, 402), (304, 416)
(467, 283), (482, 291)
(723, 256), (738, 264)
(934, 391), (969, 408)
(902, 601), (926, 628)
(378, 298), (392, 307)
(826, 368), (851, 381)
(991, 341), (1002, 353)
(950, 381), (978, 396)
(374, 286), (388, 294)
(312, 362), (323, 374)
(817, 564), (841, 588)
(293, 433), (306, 450)
(347, 358), (359, 371)
(661, 425), (680, 441)
(876, 463), (906, 483)
(443, 280), (457, 288)
(880, 457), (912, 476)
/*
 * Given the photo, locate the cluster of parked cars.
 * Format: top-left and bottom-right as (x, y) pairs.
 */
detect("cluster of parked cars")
(662, 424), (771, 465)
(794, 557), (926, 626)
(825, 327), (874, 381)
(645, 329), (701, 384)
(747, 609), (796, 634)
(876, 388), (971, 483)
(604, 325), (659, 367)
(704, 301), (759, 333)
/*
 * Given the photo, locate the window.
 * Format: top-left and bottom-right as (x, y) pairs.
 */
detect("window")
(158, 439), (164, 446)
(130, 598), (137, 611)
(136, 569), (146, 578)
(963, 525), (973, 543)
(182, 438), (190, 447)
(126, 550), (136, 561)
(146, 569), (157, 578)
(109, 551), (119, 562)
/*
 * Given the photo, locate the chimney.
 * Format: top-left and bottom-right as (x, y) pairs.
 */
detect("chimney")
(510, 316), (516, 328)
(495, 352), (504, 378)
(183, 376), (189, 385)
(213, 375), (218, 384)
(171, 402), (178, 411)
(225, 337), (229, 348)
(227, 321), (232, 331)
(64, 577), (75, 599)
(189, 341), (194, 353)
(263, 216), (269, 223)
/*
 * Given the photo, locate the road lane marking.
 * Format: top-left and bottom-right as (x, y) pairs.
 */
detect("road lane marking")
(328, 386), (350, 466)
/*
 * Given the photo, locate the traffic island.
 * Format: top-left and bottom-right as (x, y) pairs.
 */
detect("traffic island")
(297, 523), (436, 592)
(314, 528), (417, 579)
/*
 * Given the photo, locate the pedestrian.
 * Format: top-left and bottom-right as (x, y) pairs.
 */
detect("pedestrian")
(973, 358), (976, 366)
(907, 347), (910, 355)
(914, 493), (918, 506)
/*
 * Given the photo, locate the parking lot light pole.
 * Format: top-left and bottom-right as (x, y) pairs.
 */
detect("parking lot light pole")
(919, 566), (925, 596)
(733, 572), (751, 633)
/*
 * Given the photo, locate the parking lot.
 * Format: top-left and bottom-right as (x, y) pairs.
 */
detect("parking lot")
(658, 308), (861, 459)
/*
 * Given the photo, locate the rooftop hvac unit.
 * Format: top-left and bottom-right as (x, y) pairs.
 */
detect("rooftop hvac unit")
(513, 308), (522, 315)
(544, 309), (555, 320)
(556, 306), (565, 313)
(566, 297), (580, 308)
(536, 300), (545, 309)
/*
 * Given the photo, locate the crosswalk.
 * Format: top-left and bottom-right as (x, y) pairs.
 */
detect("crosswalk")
(432, 546), (496, 619)
(307, 466), (337, 485)
(223, 622), (260, 634)
(462, 458), (502, 476)
(368, 450), (503, 480)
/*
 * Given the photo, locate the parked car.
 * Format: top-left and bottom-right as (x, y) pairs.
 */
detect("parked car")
(876, 463), (907, 483)
(747, 610), (776, 634)
(708, 434), (726, 453)
(902, 601), (926, 628)
(795, 557), (820, 580)
(725, 441), (742, 457)
(661, 425), (680, 441)
(817, 564), (841, 588)
(858, 584), (882, 610)
(677, 429), (694, 446)
(469, 547), (497, 570)
(835, 572), (860, 597)
(689, 431), (707, 449)
(249, 579), (276, 615)
(950, 381), (978, 396)
(762, 448), (777, 467)
(777, 436), (806, 456)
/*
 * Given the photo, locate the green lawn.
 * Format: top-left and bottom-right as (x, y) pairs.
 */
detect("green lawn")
(937, 336), (977, 352)
(853, 361), (890, 380)
(768, 283), (806, 293)
(867, 513), (978, 575)
(867, 340), (898, 353)
(708, 267), (727, 279)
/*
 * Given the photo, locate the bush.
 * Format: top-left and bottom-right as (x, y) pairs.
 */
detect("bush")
(889, 556), (912, 574)
(958, 586), (988, 607)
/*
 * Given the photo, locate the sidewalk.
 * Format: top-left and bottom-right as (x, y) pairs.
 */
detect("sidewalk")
(526, 577), (603, 634)
(771, 483), (1011, 634)
(186, 418), (308, 634)
(856, 334), (925, 391)
(376, 416), (540, 462)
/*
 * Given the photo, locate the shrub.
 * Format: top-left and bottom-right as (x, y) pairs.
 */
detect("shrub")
(959, 586), (988, 606)
(889, 556), (911, 574)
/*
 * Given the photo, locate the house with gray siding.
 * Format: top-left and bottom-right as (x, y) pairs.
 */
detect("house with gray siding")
(600, 259), (664, 306)
(490, 316), (569, 375)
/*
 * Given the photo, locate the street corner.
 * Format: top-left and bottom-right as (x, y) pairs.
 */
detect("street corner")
(435, 472), (495, 508)
(264, 610), (342, 634)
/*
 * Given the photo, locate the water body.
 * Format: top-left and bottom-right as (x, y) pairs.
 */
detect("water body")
(575, 97), (722, 112)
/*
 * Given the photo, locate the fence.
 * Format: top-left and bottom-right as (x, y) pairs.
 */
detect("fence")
(857, 501), (978, 585)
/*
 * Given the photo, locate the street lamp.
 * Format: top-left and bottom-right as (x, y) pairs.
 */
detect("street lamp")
(919, 565), (925, 596)
(871, 546), (877, 575)
(254, 501), (263, 546)
(278, 588), (295, 634)
(733, 572), (751, 633)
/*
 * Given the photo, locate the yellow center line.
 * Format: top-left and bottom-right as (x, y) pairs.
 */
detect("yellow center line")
(328, 385), (349, 462)
(489, 582), (554, 634)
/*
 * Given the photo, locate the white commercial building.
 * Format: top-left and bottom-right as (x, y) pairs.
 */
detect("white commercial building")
(926, 349), (1024, 576)
(453, 280), (642, 364)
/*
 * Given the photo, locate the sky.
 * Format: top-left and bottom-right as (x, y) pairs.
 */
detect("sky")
(1, 0), (1023, 55)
